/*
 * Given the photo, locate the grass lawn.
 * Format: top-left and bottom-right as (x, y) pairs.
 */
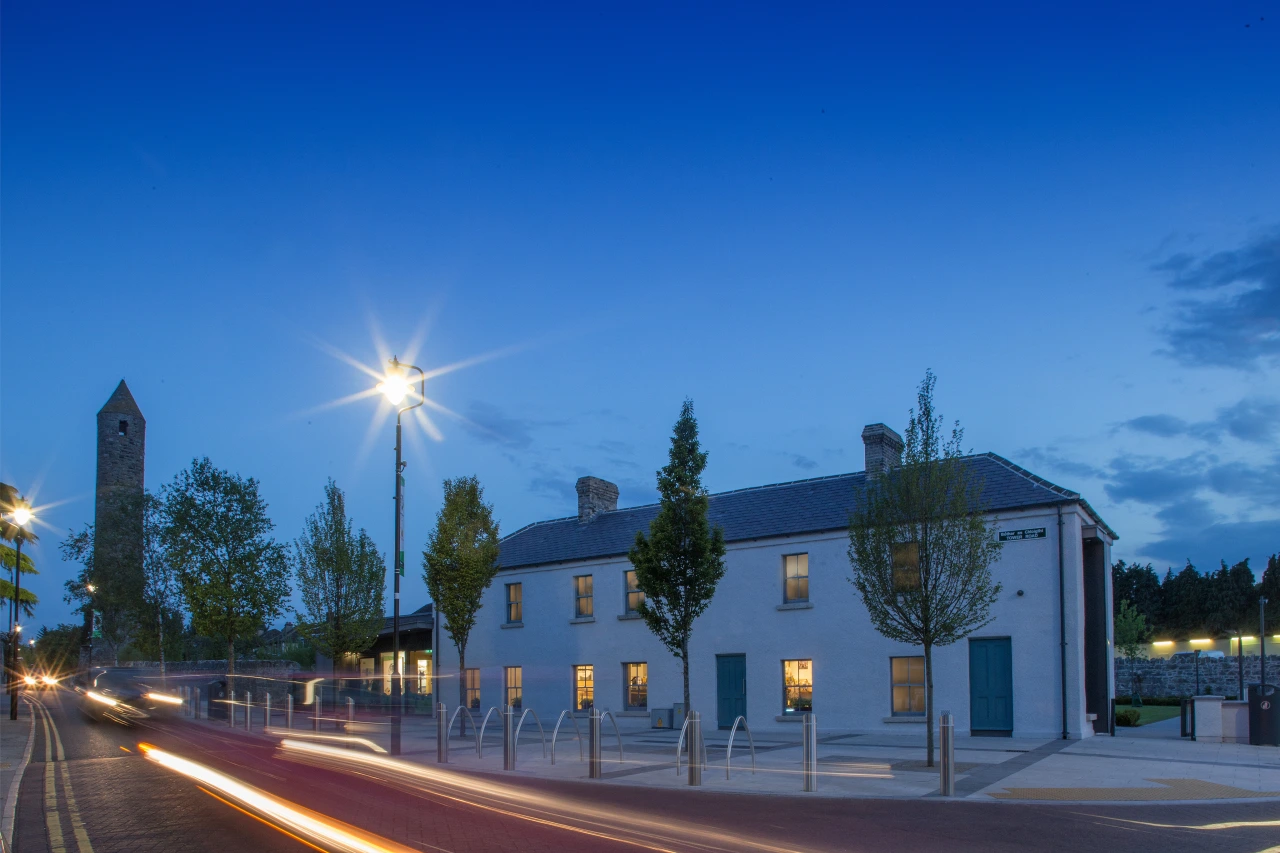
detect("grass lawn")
(1133, 705), (1181, 725)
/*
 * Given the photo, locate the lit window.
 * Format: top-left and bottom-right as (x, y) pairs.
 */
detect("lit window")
(506, 583), (522, 624)
(465, 668), (480, 710)
(624, 570), (644, 614)
(623, 662), (648, 711)
(782, 659), (813, 715)
(574, 665), (594, 711)
(784, 554), (809, 603)
(574, 575), (594, 618)
(891, 656), (925, 716)
(892, 542), (920, 592)
(505, 666), (522, 709)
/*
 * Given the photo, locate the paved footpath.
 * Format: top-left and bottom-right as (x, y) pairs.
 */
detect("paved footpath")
(2, 689), (36, 852)
(9, 690), (1280, 852)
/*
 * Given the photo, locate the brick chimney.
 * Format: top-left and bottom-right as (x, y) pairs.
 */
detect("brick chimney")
(861, 423), (904, 479)
(576, 476), (619, 522)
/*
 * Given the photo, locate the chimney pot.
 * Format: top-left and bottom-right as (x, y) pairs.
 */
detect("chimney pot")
(576, 476), (619, 521)
(862, 423), (904, 479)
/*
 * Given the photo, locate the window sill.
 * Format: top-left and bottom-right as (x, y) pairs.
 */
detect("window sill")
(617, 613), (643, 621)
(501, 621), (523, 629)
(569, 616), (596, 624)
(776, 602), (813, 611)
(882, 716), (926, 724)
(775, 714), (807, 722)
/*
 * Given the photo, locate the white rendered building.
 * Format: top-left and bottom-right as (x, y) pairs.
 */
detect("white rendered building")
(434, 424), (1117, 738)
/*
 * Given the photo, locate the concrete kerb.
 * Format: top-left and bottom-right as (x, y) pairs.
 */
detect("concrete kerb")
(179, 712), (1280, 806)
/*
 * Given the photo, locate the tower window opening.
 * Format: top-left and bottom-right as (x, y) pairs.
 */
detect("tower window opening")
(118, 420), (128, 436)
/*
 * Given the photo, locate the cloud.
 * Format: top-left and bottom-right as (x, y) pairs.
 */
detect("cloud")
(791, 455), (817, 470)
(1119, 397), (1280, 444)
(1016, 447), (1108, 481)
(1103, 454), (1205, 505)
(1154, 227), (1280, 368)
(1142, 519), (1280, 571)
(1207, 457), (1280, 505)
(1152, 497), (1219, 531)
(460, 402), (562, 450)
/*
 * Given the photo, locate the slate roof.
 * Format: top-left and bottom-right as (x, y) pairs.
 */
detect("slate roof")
(497, 453), (1115, 570)
(99, 379), (145, 419)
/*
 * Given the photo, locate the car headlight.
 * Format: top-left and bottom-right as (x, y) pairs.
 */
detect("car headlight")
(146, 692), (183, 706)
(42, 675), (59, 686)
(23, 675), (37, 686)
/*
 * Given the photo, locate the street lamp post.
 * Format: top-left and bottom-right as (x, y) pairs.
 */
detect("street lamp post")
(378, 357), (424, 756)
(7, 501), (32, 721)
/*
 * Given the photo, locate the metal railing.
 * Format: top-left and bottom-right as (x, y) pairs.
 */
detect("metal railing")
(550, 710), (584, 764)
(675, 712), (707, 776)
(444, 705), (479, 759)
(477, 706), (504, 758)
(724, 715), (755, 779)
(513, 708), (547, 762)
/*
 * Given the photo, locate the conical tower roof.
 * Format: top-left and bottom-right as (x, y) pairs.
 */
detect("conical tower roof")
(98, 379), (144, 420)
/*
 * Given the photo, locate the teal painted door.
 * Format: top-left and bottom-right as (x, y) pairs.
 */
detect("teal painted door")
(716, 655), (746, 729)
(969, 638), (1013, 733)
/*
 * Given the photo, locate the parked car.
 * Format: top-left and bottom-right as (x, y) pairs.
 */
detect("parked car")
(1171, 650), (1225, 660)
(78, 668), (183, 725)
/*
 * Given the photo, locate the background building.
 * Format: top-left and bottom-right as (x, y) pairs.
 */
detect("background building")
(436, 423), (1117, 738)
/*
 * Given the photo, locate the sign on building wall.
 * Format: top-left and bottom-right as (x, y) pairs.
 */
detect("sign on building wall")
(999, 527), (1046, 542)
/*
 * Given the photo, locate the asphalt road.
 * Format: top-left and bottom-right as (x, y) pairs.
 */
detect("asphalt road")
(13, 690), (1280, 853)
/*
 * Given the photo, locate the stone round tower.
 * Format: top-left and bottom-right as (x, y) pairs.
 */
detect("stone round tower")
(90, 380), (146, 663)
(96, 379), (146, 517)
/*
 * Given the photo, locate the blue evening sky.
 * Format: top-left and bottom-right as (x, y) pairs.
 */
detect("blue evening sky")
(3, 2), (1278, 630)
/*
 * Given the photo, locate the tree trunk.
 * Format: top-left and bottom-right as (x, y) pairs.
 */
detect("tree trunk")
(682, 640), (691, 718)
(158, 609), (166, 683)
(924, 642), (935, 768)
(458, 648), (468, 738)
(227, 637), (236, 701)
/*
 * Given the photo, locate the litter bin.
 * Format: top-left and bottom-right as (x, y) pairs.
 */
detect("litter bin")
(1249, 683), (1280, 746)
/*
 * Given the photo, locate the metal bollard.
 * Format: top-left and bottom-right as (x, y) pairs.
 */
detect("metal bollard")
(687, 711), (703, 787)
(313, 695), (321, 732)
(588, 708), (603, 779)
(229, 690), (236, 728)
(286, 695), (293, 730)
(194, 687), (201, 720)
(266, 693), (272, 729)
(437, 703), (448, 763)
(245, 690), (252, 731)
(503, 705), (516, 771)
(939, 711), (955, 797)
(802, 713), (817, 792)
(347, 696), (355, 725)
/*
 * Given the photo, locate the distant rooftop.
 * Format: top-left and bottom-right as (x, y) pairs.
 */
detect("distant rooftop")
(497, 453), (1114, 570)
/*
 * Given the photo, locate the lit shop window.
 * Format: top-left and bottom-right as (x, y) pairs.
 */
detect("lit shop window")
(782, 659), (813, 715)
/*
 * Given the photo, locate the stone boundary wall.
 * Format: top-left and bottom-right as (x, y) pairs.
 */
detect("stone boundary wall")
(119, 659), (302, 702)
(1115, 655), (1280, 698)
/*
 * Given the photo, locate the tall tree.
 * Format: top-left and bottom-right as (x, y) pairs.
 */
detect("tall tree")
(422, 476), (500, 723)
(138, 492), (183, 675)
(848, 370), (1003, 767)
(1, 481), (39, 617)
(1111, 560), (1162, 628)
(1262, 553), (1280, 628)
(35, 624), (84, 674)
(1159, 562), (1212, 638)
(161, 458), (291, 689)
(628, 399), (727, 716)
(60, 491), (149, 665)
(294, 479), (386, 674)
(1205, 558), (1258, 637)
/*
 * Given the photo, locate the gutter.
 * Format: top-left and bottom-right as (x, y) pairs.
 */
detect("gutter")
(1058, 505), (1068, 740)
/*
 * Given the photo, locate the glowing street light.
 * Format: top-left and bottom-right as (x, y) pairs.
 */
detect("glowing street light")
(5, 496), (33, 720)
(376, 356), (424, 756)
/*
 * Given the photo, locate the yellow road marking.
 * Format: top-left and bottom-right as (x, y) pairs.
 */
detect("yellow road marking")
(38, 705), (67, 853)
(31, 698), (94, 853)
